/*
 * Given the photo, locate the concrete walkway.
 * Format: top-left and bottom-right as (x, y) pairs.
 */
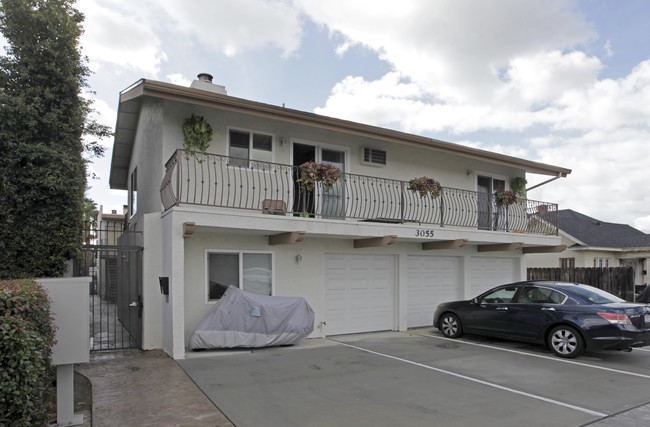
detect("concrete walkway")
(75, 350), (233, 427)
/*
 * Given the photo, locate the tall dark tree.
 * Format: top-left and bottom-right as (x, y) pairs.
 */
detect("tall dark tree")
(0, 0), (108, 279)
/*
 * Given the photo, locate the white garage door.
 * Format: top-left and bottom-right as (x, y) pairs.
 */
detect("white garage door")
(469, 257), (519, 297)
(407, 256), (461, 328)
(325, 254), (396, 335)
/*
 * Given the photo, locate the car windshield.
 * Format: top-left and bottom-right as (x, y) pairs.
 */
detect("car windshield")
(568, 284), (625, 304)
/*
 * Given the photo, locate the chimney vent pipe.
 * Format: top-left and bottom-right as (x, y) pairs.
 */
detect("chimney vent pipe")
(197, 73), (213, 83)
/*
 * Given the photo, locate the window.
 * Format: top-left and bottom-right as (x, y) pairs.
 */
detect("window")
(517, 287), (566, 304)
(560, 258), (575, 268)
(593, 258), (611, 268)
(129, 168), (137, 217)
(478, 287), (517, 304)
(228, 129), (273, 167)
(207, 251), (272, 301)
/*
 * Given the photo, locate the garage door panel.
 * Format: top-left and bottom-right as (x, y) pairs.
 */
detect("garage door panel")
(407, 256), (461, 328)
(325, 254), (395, 335)
(469, 257), (518, 297)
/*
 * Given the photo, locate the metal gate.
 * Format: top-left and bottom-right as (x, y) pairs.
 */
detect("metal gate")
(76, 222), (143, 351)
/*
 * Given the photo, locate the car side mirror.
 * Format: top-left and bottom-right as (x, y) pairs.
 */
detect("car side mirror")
(472, 297), (478, 304)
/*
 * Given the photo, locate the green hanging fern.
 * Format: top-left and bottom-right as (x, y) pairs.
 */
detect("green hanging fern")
(182, 114), (213, 153)
(510, 176), (527, 197)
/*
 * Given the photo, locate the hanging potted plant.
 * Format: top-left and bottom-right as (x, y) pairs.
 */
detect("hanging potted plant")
(182, 114), (213, 158)
(510, 176), (527, 197)
(297, 161), (342, 192)
(495, 190), (518, 207)
(408, 176), (442, 199)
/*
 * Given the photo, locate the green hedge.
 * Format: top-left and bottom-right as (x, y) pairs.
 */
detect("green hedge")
(0, 279), (56, 426)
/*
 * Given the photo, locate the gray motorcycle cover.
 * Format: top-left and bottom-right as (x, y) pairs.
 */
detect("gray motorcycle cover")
(189, 285), (314, 349)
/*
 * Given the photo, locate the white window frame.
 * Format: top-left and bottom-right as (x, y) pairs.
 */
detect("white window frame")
(205, 249), (275, 303)
(593, 257), (612, 268)
(227, 127), (274, 167)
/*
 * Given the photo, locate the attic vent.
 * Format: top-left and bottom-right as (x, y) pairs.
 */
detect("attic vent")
(361, 148), (387, 167)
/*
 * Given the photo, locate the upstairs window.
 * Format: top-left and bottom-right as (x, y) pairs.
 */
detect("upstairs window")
(228, 129), (273, 167)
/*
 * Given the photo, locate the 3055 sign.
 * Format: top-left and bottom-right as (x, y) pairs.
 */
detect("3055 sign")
(415, 229), (434, 238)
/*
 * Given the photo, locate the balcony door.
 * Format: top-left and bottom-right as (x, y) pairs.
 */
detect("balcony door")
(292, 142), (346, 218)
(477, 175), (505, 230)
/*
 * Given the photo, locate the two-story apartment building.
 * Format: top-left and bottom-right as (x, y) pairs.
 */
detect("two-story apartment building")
(109, 74), (571, 359)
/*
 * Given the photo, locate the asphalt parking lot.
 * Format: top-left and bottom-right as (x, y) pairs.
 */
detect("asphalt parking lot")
(178, 329), (650, 427)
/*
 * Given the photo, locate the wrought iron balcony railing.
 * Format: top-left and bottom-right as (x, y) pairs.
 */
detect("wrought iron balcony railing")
(161, 149), (558, 235)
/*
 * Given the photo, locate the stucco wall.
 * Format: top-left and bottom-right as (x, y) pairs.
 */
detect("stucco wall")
(129, 98), (164, 231)
(181, 230), (525, 348)
(158, 99), (524, 195)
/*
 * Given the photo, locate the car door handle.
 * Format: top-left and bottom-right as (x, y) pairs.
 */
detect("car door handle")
(541, 307), (555, 311)
(496, 307), (508, 311)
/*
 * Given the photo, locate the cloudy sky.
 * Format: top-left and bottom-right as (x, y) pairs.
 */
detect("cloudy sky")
(38, 0), (650, 231)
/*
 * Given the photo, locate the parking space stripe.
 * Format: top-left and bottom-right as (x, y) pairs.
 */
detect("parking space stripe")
(413, 332), (650, 380)
(331, 339), (607, 417)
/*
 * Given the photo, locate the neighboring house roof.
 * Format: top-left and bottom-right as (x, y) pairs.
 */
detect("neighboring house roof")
(109, 78), (572, 190)
(558, 209), (650, 250)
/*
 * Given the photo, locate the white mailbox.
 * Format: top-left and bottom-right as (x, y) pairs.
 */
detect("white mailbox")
(38, 277), (91, 426)
(38, 277), (90, 365)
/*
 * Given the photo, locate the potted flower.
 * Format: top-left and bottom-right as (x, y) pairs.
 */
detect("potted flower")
(182, 114), (212, 156)
(495, 190), (518, 207)
(408, 176), (442, 199)
(297, 161), (342, 192)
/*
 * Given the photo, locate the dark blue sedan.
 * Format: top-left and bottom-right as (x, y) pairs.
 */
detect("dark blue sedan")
(433, 281), (650, 358)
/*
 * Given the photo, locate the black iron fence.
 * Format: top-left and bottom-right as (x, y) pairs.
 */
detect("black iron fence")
(75, 221), (142, 351)
(161, 149), (559, 235)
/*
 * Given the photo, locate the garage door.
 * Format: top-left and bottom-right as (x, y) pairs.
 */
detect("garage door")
(469, 257), (519, 297)
(325, 254), (395, 335)
(407, 256), (461, 328)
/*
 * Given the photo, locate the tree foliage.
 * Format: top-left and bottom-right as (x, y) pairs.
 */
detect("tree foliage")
(0, 0), (108, 279)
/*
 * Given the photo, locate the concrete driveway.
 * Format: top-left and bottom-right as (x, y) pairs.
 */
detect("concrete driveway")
(178, 329), (650, 427)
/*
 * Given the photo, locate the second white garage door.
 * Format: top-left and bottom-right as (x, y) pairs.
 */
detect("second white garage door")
(407, 256), (461, 328)
(325, 254), (396, 335)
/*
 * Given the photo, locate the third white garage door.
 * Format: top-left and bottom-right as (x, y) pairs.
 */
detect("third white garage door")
(325, 254), (396, 335)
(469, 256), (519, 297)
(407, 256), (461, 328)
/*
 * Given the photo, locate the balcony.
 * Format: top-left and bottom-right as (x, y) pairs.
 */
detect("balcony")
(161, 149), (558, 236)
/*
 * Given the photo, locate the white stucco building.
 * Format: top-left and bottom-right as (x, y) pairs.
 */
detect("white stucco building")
(109, 74), (571, 359)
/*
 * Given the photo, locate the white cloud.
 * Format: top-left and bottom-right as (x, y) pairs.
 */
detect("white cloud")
(167, 73), (191, 87)
(158, 0), (304, 57)
(604, 40), (614, 57)
(77, 0), (167, 76)
(634, 216), (650, 233)
(302, 0), (650, 231)
(527, 127), (650, 233)
(299, 0), (595, 103)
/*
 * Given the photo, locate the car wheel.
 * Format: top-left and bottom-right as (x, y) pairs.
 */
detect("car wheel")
(439, 313), (463, 338)
(548, 325), (584, 358)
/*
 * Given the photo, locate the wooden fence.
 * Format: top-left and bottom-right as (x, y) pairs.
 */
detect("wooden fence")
(527, 267), (635, 301)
